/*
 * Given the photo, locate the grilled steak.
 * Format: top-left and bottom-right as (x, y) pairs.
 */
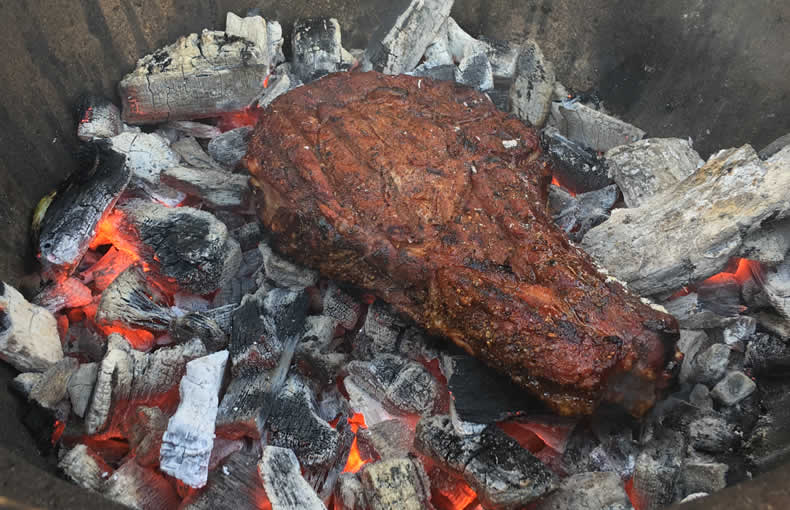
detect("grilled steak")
(246, 72), (679, 416)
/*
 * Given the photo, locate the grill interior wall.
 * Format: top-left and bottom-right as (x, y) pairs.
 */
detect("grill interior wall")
(0, 0), (789, 508)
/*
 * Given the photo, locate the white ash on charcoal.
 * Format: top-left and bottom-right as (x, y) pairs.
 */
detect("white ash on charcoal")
(347, 354), (440, 416)
(410, 64), (457, 83)
(680, 460), (728, 497)
(631, 430), (685, 510)
(334, 472), (367, 510)
(75, 95), (123, 142)
(688, 344), (731, 386)
(232, 222), (265, 251)
(353, 301), (405, 358)
(689, 384), (714, 410)
(362, 0), (453, 75)
(688, 415), (737, 454)
(745, 380), (790, 473)
(212, 274), (262, 308)
(722, 316), (757, 346)
(360, 457), (433, 510)
(225, 12), (268, 62)
(84, 337), (206, 434)
(127, 406), (169, 467)
(32, 277), (92, 314)
(107, 131), (182, 202)
(541, 127), (611, 194)
(759, 257), (790, 319)
(711, 371), (757, 406)
(11, 372), (41, 398)
(510, 40), (555, 128)
(343, 376), (397, 426)
(739, 219), (790, 264)
(22, 357), (79, 420)
(258, 446), (327, 510)
(535, 471), (633, 510)
(745, 333), (790, 376)
(552, 100), (645, 153)
(440, 353), (537, 424)
(0, 281), (63, 372)
(560, 419), (639, 481)
(357, 419), (414, 461)
(216, 369), (274, 438)
(168, 311), (228, 351)
(119, 30), (271, 124)
(486, 82), (512, 112)
(164, 121), (222, 140)
(252, 63), (302, 109)
(548, 184), (619, 242)
(36, 143), (129, 273)
(259, 374), (346, 469)
(208, 126), (253, 170)
(171, 136), (222, 170)
(291, 18), (355, 83)
(479, 36), (520, 79)
(415, 415), (558, 508)
(455, 51), (494, 91)
(322, 282), (361, 329)
(183, 448), (267, 510)
(110, 200), (241, 294)
(103, 460), (180, 510)
(161, 165), (250, 210)
(259, 241), (318, 288)
(662, 293), (737, 330)
(605, 137), (703, 207)
(752, 311), (790, 341)
(160, 350), (228, 488)
(758, 132), (790, 160)
(295, 339), (347, 388)
(584, 145), (790, 296)
(58, 443), (112, 492)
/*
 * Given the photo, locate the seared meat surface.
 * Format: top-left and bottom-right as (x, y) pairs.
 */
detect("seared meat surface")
(246, 72), (679, 416)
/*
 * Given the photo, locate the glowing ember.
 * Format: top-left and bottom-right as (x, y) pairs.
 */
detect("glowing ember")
(438, 481), (478, 510)
(342, 413), (372, 473)
(218, 107), (264, 131)
(51, 420), (66, 445)
(624, 477), (643, 510)
(551, 175), (577, 196)
(667, 257), (762, 301)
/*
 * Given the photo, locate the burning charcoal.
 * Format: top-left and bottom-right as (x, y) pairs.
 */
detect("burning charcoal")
(213, 276), (260, 308)
(689, 384), (713, 410)
(173, 292), (211, 313)
(535, 472), (633, 510)
(605, 138), (703, 207)
(688, 415), (736, 453)
(0, 281), (63, 372)
(120, 31), (270, 124)
(398, 326), (440, 362)
(677, 330), (710, 384)
(416, 415), (557, 508)
(58, 444), (111, 491)
(422, 29), (453, 68)
(37, 143), (129, 273)
(554, 101), (645, 153)
(169, 312), (228, 351)
(455, 51), (494, 91)
(161, 166), (250, 209)
(510, 40), (555, 128)
(588, 416), (640, 479)
(631, 431), (684, 510)
(103, 460), (180, 510)
(262, 375), (342, 468)
(548, 184), (619, 242)
(745, 333), (790, 376)
(128, 406), (169, 467)
(171, 136), (222, 170)
(344, 376), (397, 426)
(354, 301), (404, 358)
(258, 446), (327, 510)
(291, 18), (354, 83)
(357, 419), (414, 461)
(411, 64), (456, 82)
(722, 316), (757, 346)
(208, 126), (253, 170)
(486, 83), (511, 112)
(160, 350), (229, 487)
(95, 266), (174, 339)
(761, 257), (790, 319)
(183, 448), (266, 510)
(584, 146), (790, 296)
(663, 294), (735, 330)
(296, 340), (346, 387)
(363, 0), (453, 75)
(233, 222), (264, 251)
(109, 200), (241, 294)
(681, 461), (728, 496)
(711, 370), (757, 406)
(216, 370), (272, 438)
(81, 247), (136, 292)
(360, 457), (432, 510)
(690, 344), (731, 386)
(758, 132), (790, 160)
(302, 315), (337, 347)
(164, 121), (222, 140)
(76, 95), (123, 141)
(108, 132), (179, 188)
(26, 357), (78, 420)
(323, 282), (361, 329)
(442, 353), (537, 424)
(541, 127), (611, 194)
(480, 36), (520, 79)
(444, 17), (480, 61)
(85, 346), (133, 434)
(347, 355), (439, 415)
(259, 241), (318, 287)
(32, 277), (92, 314)
(255, 63), (301, 109)
(335, 473), (368, 510)
(697, 275), (744, 317)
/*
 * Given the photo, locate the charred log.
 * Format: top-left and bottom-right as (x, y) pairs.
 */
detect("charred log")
(0, 281), (63, 372)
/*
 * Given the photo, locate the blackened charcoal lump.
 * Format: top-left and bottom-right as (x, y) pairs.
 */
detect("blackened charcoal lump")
(230, 293), (281, 373)
(688, 415), (737, 454)
(259, 241), (319, 288)
(548, 184), (619, 242)
(415, 415), (557, 508)
(354, 301), (405, 358)
(745, 380), (790, 473)
(410, 64), (456, 82)
(347, 355), (439, 415)
(745, 333), (790, 376)
(323, 282), (361, 329)
(208, 126), (253, 170)
(169, 312), (228, 351)
(631, 431), (685, 510)
(541, 127), (611, 194)
(258, 446), (327, 510)
(535, 471), (633, 510)
(96, 266), (174, 333)
(711, 371), (757, 406)
(183, 448), (266, 510)
(291, 18), (354, 83)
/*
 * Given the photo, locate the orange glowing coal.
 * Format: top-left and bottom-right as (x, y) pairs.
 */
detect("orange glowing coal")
(551, 176), (577, 196)
(668, 257), (762, 300)
(342, 413), (372, 474)
(218, 106), (265, 131)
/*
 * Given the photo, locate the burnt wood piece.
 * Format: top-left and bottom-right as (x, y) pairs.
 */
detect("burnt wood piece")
(0, 281), (63, 372)
(291, 18), (354, 83)
(119, 30), (270, 124)
(208, 127), (253, 170)
(75, 95), (123, 142)
(103, 460), (180, 510)
(182, 448), (267, 510)
(415, 415), (558, 508)
(37, 143), (129, 274)
(67, 362), (99, 418)
(160, 165), (250, 210)
(95, 266), (175, 334)
(25, 357), (78, 420)
(547, 184), (619, 243)
(32, 277), (92, 314)
(258, 446), (327, 510)
(216, 369), (272, 439)
(128, 406), (169, 467)
(541, 127), (610, 194)
(58, 444), (112, 492)
(169, 312), (228, 351)
(245, 71), (680, 416)
(347, 354), (440, 415)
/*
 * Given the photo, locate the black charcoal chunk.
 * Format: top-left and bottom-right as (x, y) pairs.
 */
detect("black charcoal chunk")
(360, 457), (432, 510)
(96, 266), (174, 334)
(631, 431), (684, 510)
(230, 294), (282, 373)
(745, 333), (790, 376)
(410, 64), (456, 82)
(183, 448), (266, 510)
(323, 282), (361, 329)
(161, 166), (250, 210)
(455, 51), (494, 91)
(415, 415), (557, 508)
(711, 371), (757, 406)
(170, 312), (228, 351)
(258, 446), (327, 510)
(690, 344), (731, 386)
(216, 370), (273, 439)
(688, 415), (736, 454)
(541, 127), (611, 194)
(510, 40), (555, 128)
(354, 301), (405, 358)
(689, 384), (713, 410)
(745, 380), (790, 473)
(548, 184), (619, 242)
(347, 355), (439, 415)
(291, 18), (354, 83)
(535, 471), (633, 510)
(663, 294), (736, 330)
(680, 461), (728, 496)
(697, 276), (744, 317)
(264, 287), (310, 341)
(208, 126), (253, 170)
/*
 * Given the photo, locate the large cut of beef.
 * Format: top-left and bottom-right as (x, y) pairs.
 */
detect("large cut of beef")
(246, 71), (680, 416)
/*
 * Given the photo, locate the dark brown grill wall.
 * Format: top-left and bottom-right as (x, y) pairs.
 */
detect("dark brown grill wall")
(0, 1), (789, 508)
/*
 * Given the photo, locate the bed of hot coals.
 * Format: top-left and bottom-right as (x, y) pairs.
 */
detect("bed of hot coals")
(2, 2), (790, 509)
